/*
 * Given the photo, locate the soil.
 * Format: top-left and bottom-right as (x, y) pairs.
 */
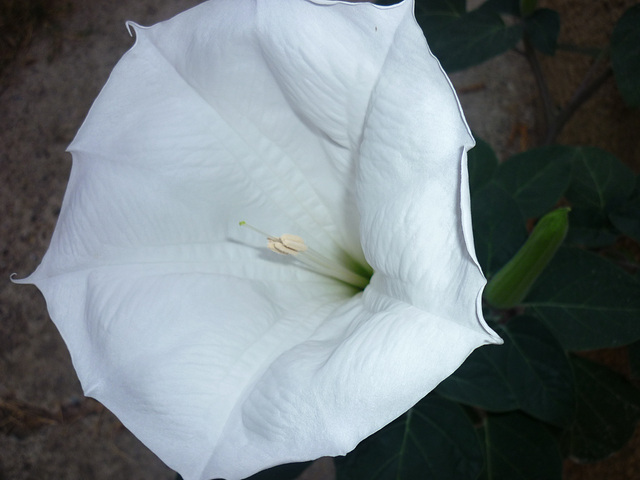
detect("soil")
(1, 1), (638, 479)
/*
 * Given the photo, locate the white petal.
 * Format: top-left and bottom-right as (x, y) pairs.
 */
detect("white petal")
(32, 267), (348, 480)
(357, 5), (499, 340)
(209, 288), (495, 479)
(17, 1), (501, 480)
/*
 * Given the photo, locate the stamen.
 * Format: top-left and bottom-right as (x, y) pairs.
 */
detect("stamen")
(240, 221), (369, 289)
(268, 234), (308, 255)
(239, 222), (307, 256)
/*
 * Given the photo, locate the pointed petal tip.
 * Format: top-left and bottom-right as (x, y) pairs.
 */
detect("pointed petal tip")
(309, 0), (409, 7)
(125, 21), (137, 37)
(486, 328), (504, 345)
(10, 272), (34, 285)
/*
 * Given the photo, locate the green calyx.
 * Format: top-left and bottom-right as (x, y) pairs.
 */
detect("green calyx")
(484, 207), (570, 309)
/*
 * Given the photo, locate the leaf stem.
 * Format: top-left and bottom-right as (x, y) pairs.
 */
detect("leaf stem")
(524, 37), (556, 132)
(543, 65), (613, 145)
(523, 37), (614, 146)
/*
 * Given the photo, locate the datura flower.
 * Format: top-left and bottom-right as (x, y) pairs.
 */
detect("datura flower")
(16, 0), (501, 479)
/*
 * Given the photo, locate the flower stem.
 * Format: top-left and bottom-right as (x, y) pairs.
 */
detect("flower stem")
(524, 37), (555, 133)
(543, 65), (613, 145)
(523, 37), (614, 146)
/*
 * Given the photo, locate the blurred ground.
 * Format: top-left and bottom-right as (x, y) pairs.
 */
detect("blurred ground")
(0, 1), (638, 479)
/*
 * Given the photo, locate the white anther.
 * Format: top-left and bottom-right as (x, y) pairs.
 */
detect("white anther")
(268, 234), (308, 255)
(239, 220), (369, 289)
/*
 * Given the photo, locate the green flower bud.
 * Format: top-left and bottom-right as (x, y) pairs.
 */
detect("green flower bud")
(484, 207), (570, 309)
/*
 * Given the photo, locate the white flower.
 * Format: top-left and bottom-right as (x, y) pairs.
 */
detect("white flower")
(17, 1), (501, 479)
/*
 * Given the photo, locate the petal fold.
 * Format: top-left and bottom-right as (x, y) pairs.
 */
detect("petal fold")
(357, 5), (498, 341)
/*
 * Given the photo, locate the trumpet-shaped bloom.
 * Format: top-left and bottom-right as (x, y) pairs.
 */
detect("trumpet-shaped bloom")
(17, 0), (501, 479)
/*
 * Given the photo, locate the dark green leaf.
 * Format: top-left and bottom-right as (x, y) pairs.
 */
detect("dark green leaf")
(565, 206), (619, 248)
(468, 136), (498, 195)
(610, 176), (640, 242)
(336, 395), (483, 480)
(564, 147), (634, 246)
(629, 340), (640, 380)
(414, 0), (465, 26)
(494, 145), (573, 218)
(524, 8), (561, 55)
(520, 0), (538, 16)
(415, 0), (523, 72)
(243, 462), (312, 480)
(609, 197), (640, 241)
(437, 316), (574, 426)
(480, 412), (563, 480)
(611, 4), (640, 107)
(524, 247), (640, 350)
(477, 0), (522, 16)
(565, 355), (640, 461)
(472, 182), (528, 276)
(566, 147), (635, 212)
